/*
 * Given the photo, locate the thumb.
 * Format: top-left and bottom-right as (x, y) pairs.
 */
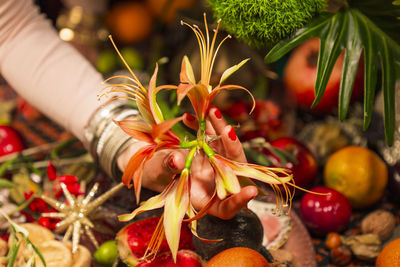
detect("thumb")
(163, 150), (186, 175)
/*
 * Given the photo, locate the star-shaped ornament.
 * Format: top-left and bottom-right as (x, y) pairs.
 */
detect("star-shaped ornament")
(41, 182), (124, 253)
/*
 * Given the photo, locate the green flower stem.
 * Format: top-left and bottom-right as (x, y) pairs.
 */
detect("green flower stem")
(184, 147), (198, 169)
(202, 142), (215, 158)
(180, 140), (198, 149)
(199, 120), (206, 133)
(0, 158), (15, 177)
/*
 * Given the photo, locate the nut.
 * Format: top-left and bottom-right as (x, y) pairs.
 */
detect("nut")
(361, 209), (396, 242)
(341, 233), (381, 261)
(330, 245), (352, 266)
(325, 232), (341, 249)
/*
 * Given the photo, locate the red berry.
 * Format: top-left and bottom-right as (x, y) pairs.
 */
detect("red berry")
(38, 217), (51, 229)
(300, 186), (352, 235)
(0, 125), (25, 156)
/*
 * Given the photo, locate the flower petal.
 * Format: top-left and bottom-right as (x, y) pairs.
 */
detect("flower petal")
(180, 56), (196, 84)
(219, 58), (250, 85)
(118, 179), (176, 221)
(148, 64), (164, 124)
(164, 172), (190, 262)
(114, 120), (153, 143)
(231, 161), (292, 184)
(177, 83), (195, 105)
(152, 116), (184, 140)
(210, 156), (241, 198)
(209, 84), (255, 114)
(121, 145), (154, 188)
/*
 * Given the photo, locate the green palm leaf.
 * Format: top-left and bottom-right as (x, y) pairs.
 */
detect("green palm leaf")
(265, 3), (400, 145)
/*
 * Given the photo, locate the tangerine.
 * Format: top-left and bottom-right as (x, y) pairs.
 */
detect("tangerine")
(106, 2), (153, 44)
(376, 238), (400, 267)
(324, 146), (387, 209)
(204, 247), (270, 267)
(146, 0), (197, 24)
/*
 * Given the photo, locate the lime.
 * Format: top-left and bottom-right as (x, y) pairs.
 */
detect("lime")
(120, 48), (144, 70)
(96, 50), (118, 74)
(94, 240), (119, 266)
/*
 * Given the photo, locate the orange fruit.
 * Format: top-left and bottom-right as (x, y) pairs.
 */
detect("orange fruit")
(146, 0), (197, 24)
(376, 238), (400, 267)
(324, 146), (387, 209)
(107, 2), (153, 44)
(204, 247), (270, 267)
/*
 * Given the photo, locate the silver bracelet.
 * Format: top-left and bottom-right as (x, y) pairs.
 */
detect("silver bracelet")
(84, 100), (138, 179)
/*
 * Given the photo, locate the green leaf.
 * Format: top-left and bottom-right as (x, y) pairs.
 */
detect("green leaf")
(265, 5), (400, 145)
(313, 11), (347, 108)
(380, 38), (396, 146)
(265, 13), (333, 63)
(338, 11), (363, 121)
(243, 148), (272, 166)
(23, 235), (47, 267)
(0, 178), (14, 188)
(7, 243), (20, 267)
(356, 9), (378, 130)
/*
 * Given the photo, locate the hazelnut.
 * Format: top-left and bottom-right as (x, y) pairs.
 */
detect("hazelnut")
(361, 209), (396, 242)
(325, 232), (341, 249)
(330, 245), (352, 266)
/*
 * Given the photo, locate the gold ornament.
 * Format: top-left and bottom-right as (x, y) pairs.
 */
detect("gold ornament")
(41, 182), (124, 253)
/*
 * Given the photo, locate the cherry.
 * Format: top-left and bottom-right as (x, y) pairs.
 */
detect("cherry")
(0, 125), (25, 156)
(300, 186), (352, 235)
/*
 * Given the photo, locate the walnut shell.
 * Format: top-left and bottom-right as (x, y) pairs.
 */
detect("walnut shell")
(361, 210), (396, 242)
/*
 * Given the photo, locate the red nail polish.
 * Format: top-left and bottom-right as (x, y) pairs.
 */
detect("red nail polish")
(214, 108), (222, 119)
(169, 156), (177, 169)
(185, 113), (195, 121)
(228, 126), (237, 141)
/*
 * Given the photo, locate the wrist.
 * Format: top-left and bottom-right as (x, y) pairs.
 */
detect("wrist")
(84, 100), (138, 179)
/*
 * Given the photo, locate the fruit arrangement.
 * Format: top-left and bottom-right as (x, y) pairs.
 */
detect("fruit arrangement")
(1, 0), (400, 266)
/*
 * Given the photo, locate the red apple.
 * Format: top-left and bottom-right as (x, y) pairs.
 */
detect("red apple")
(0, 125), (25, 156)
(283, 38), (363, 113)
(268, 137), (318, 188)
(300, 186), (352, 235)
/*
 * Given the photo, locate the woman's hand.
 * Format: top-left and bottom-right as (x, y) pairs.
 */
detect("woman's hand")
(117, 107), (258, 220)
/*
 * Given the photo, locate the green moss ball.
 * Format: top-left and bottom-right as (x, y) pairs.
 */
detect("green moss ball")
(207, 0), (327, 48)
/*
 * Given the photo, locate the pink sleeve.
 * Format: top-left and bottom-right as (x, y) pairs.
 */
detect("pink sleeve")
(0, 0), (104, 145)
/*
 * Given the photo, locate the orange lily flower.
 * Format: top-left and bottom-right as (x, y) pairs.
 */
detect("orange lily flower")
(178, 14), (255, 123)
(98, 37), (181, 203)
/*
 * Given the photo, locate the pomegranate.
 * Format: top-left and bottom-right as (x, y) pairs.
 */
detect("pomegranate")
(300, 186), (352, 235)
(137, 250), (204, 267)
(268, 137), (318, 188)
(283, 38), (363, 113)
(116, 216), (194, 266)
(0, 125), (25, 156)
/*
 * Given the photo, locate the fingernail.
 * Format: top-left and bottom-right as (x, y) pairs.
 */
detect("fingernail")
(228, 126), (237, 141)
(185, 113), (196, 121)
(169, 156), (177, 169)
(214, 108), (222, 119)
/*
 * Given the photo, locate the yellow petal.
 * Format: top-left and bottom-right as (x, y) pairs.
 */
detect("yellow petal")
(163, 173), (190, 262)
